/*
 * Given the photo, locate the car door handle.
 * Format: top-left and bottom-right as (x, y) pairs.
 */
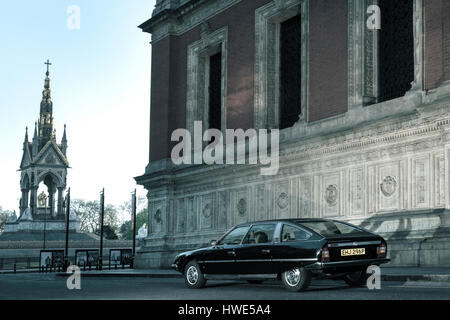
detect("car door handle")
(227, 251), (236, 256)
(261, 249), (271, 254)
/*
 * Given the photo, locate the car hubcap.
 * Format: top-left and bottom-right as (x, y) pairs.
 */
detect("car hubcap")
(186, 266), (199, 285)
(285, 268), (301, 287)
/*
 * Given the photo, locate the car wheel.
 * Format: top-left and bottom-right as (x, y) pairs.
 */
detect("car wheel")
(281, 267), (311, 292)
(247, 280), (264, 285)
(344, 269), (369, 287)
(184, 261), (207, 289)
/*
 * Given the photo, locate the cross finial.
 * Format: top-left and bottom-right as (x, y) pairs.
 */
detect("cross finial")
(45, 59), (52, 73)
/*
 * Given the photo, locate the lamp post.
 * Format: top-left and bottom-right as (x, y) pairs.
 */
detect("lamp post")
(131, 189), (137, 268)
(64, 188), (71, 271)
(99, 188), (105, 271)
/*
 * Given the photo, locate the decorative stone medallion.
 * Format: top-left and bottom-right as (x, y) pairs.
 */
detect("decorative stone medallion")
(237, 198), (247, 216)
(202, 203), (212, 218)
(154, 209), (162, 224)
(380, 176), (397, 197)
(325, 185), (338, 207)
(277, 192), (289, 210)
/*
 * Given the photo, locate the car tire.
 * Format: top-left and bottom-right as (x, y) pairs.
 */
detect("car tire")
(281, 267), (311, 292)
(344, 268), (369, 287)
(247, 280), (264, 285)
(184, 261), (207, 289)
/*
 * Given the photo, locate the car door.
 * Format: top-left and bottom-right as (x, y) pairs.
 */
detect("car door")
(234, 223), (278, 274)
(201, 225), (250, 274)
(270, 223), (317, 273)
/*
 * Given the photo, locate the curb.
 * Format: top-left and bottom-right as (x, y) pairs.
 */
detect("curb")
(55, 271), (183, 279)
(381, 274), (450, 283)
(0, 270), (40, 275)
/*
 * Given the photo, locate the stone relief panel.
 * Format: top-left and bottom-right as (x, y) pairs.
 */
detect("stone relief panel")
(275, 181), (290, 219)
(434, 154), (445, 207)
(368, 165), (376, 214)
(186, 197), (197, 233)
(299, 177), (312, 218)
(176, 198), (186, 234)
(256, 184), (267, 221)
(412, 157), (429, 209)
(151, 201), (163, 235)
(200, 194), (213, 230)
(378, 162), (404, 212)
(321, 173), (341, 217)
(234, 188), (249, 225)
(350, 167), (364, 216)
(237, 198), (247, 216)
(218, 191), (228, 231)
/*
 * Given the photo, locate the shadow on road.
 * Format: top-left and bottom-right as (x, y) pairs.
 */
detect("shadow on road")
(203, 279), (353, 292)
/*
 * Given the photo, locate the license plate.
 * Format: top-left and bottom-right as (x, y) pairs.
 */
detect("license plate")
(341, 248), (365, 256)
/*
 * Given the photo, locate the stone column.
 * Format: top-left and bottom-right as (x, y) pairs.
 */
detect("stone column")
(57, 187), (64, 217)
(20, 189), (29, 214)
(49, 190), (55, 218)
(30, 186), (38, 216)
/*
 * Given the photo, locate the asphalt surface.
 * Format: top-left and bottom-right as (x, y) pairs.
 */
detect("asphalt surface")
(0, 273), (449, 300)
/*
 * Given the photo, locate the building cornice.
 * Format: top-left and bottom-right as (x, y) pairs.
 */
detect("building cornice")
(139, 0), (242, 43)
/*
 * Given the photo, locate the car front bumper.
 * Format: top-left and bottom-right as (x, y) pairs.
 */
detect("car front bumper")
(171, 263), (181, 272)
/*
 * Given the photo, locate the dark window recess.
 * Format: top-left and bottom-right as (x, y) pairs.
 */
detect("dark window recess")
(208, 52), (222, 131)
(279, 15), (301, 130)
(378, 0), (414, 102)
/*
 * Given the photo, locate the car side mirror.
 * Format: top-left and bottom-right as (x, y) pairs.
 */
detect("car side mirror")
(210, 240), (217, 246)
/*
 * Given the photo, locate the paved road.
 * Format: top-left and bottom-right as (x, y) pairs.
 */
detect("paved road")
(0, 273), (449, 300)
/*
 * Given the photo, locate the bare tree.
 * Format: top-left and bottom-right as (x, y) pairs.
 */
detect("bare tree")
(70, 199), (120, 235)
(0, 206), (13, 233)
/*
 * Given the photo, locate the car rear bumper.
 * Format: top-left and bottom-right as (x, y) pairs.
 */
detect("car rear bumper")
(306, 258), (390, 271)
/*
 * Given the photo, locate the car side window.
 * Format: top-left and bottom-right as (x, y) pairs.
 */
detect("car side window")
(219, 226), (250, 245)
(243, 224), (277, 244)
(281, 224), (311, 242)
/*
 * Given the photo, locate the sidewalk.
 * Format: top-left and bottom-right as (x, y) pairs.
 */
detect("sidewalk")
(380, 267), (450, 282)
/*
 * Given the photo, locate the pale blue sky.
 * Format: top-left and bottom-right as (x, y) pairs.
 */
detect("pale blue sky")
(0, 0), (156, 212)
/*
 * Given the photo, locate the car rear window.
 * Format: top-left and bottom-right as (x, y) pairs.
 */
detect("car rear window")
(281, 224), (311, 242)
(298, 221), (364, 237)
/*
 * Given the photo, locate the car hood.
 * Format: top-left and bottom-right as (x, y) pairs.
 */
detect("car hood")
(176, 246), (211, 258)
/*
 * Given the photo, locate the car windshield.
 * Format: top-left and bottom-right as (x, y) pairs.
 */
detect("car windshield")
(298, 221), (365, 237)
(218, 226), (250, 245)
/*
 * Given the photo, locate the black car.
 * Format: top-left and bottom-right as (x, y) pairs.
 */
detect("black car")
(172, 219), (390, 292)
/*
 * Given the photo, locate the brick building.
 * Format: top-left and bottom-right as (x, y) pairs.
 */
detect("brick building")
(135, 0), (450, 268)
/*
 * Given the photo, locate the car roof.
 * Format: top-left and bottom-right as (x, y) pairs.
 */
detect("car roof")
(235, 218), (334, 227)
